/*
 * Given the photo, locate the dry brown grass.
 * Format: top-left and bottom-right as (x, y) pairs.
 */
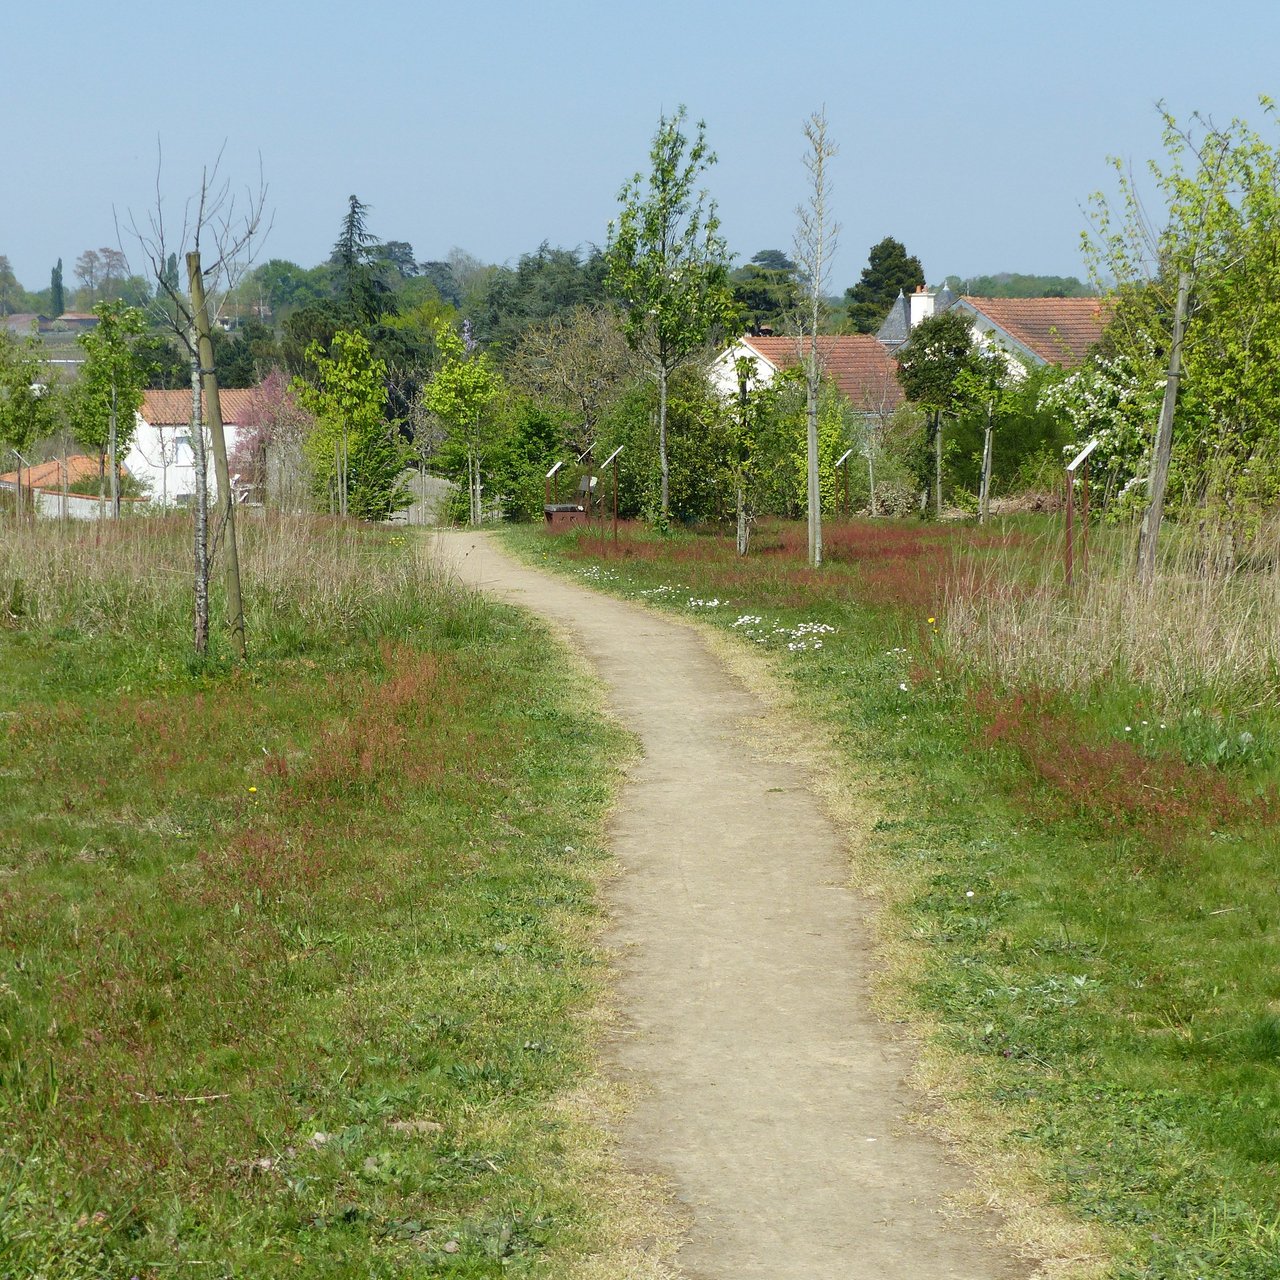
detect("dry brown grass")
(0, 513), (445, 646)
(944, 536), (1280, 709)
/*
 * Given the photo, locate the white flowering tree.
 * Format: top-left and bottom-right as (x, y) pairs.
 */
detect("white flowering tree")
(1037, 341), (1162, 516)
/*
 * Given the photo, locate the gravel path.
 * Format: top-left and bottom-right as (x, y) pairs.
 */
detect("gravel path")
(439, 531), (1026, 1280)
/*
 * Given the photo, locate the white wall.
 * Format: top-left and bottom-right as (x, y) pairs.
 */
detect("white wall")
(126, 418), (243, 508)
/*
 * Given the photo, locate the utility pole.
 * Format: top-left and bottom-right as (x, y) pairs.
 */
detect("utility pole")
(187, 251), (246, 659)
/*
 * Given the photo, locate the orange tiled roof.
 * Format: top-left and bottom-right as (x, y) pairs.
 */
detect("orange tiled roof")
(0, 454), (122, 490)
(959, 297), (1108, 368)
(141, 387), (256, 425)
(739, 334), (903, 413)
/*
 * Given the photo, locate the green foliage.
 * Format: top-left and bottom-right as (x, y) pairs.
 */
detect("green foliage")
(421, 322), (501, 448)
(730, 252), (799, 332)
(330, 194), (392, 323)
(294, 330), (407, 520)
(789, 383), (857, 514)
(596, 368), (736, 524)
(215, 318), (280, 389)
(487, 398), (563, 521)
(606, 106), (736, 364)
(74, 301), (150, 459)
(49, 258), (64, 317)
(1084, 99), (1280, 548)
(943, 272), (1094, 298)
(845, 237), (925, 333)
(0, 330), (56, 455)
(0, 255), (21, 316)
(420, 320), (504, 523)
(1038, 346), (1162, 513)
(895, 310), (983, 417)
(252, 258), (335, 319)
(467, 243), (609, 352)
(949, 363), (1070, 496)
(605, 105), (737, 519)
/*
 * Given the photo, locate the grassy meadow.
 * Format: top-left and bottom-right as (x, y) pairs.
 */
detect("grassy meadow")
(0, 517), (659, 1279)
(509, 515), (1280, 1280)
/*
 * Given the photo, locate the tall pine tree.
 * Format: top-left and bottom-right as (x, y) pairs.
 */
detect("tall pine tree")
(845, 237), (925, 333)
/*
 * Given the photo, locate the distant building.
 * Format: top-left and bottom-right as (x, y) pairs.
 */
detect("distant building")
(0, 454), (132, 520)
(877, 285), (1106, 369)
(709, 333), (904, 416)
(128, 388), (253, 508)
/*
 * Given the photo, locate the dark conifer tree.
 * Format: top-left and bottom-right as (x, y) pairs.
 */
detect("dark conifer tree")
(50, 258), (65, 316)
(845, 237), (925, 333)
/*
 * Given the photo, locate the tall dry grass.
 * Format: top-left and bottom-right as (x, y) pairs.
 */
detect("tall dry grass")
(0, 513), (447, 653)
(944, 530), (1280, 710)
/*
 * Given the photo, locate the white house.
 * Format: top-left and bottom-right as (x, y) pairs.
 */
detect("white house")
(877, 286), (1106, 370)
(128, 388), (252, 507)
(708, 333), (904, 416)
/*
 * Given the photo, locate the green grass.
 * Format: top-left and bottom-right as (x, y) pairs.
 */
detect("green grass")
(509, 516), (1280, 1279)
(0, 519), (635, 1277)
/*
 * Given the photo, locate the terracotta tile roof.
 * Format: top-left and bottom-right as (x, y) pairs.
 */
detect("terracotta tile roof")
(141, 387), (256, 425)
(0, 454), (121, 490)
(739, 334), (903, 413)
(958, 297), (1108, 368)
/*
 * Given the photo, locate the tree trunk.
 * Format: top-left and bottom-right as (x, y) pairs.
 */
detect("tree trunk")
(657, 365), (670, 523)
(187, 251), (246, 660)
(736, 482), (750, 556)
(1137, 269), (1191, 588)
(867, 446), (877, 517)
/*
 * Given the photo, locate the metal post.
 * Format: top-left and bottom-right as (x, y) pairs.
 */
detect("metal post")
(1065, 469), (1074, 589)
(1064, 439), (1100, 592)
(1081, 460), (1090, 576)
(601, 446), (624, 548)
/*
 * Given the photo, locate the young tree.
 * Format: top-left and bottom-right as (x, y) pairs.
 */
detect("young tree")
(606, 105), (736, 524)
(0, 331), (56, 515)
(845, 237), (925, 334)
(953, 345), (1022, 523)
(295, 330), (405, 520)
(76, 301), (149, 518)
(420, 320), (502, 525)
(896, 309), (983, 516)
(794, 108), (840, 566)
(125, 150), (269, 656)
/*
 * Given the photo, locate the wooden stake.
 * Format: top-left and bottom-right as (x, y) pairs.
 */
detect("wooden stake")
(1137, 268), (1190, 588)
(187, 251), (246, 660)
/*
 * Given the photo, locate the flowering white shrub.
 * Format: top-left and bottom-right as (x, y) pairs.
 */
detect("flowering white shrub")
(1038, 341), (1162, 512)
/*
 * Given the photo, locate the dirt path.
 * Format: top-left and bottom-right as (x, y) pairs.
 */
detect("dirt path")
(439, 532), (1026, 1280)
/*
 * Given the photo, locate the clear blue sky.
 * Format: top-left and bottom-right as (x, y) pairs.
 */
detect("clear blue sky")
(4, 0), (1277, 295)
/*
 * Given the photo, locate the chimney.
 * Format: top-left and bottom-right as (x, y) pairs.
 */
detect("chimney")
(908, 285), (935, 329)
